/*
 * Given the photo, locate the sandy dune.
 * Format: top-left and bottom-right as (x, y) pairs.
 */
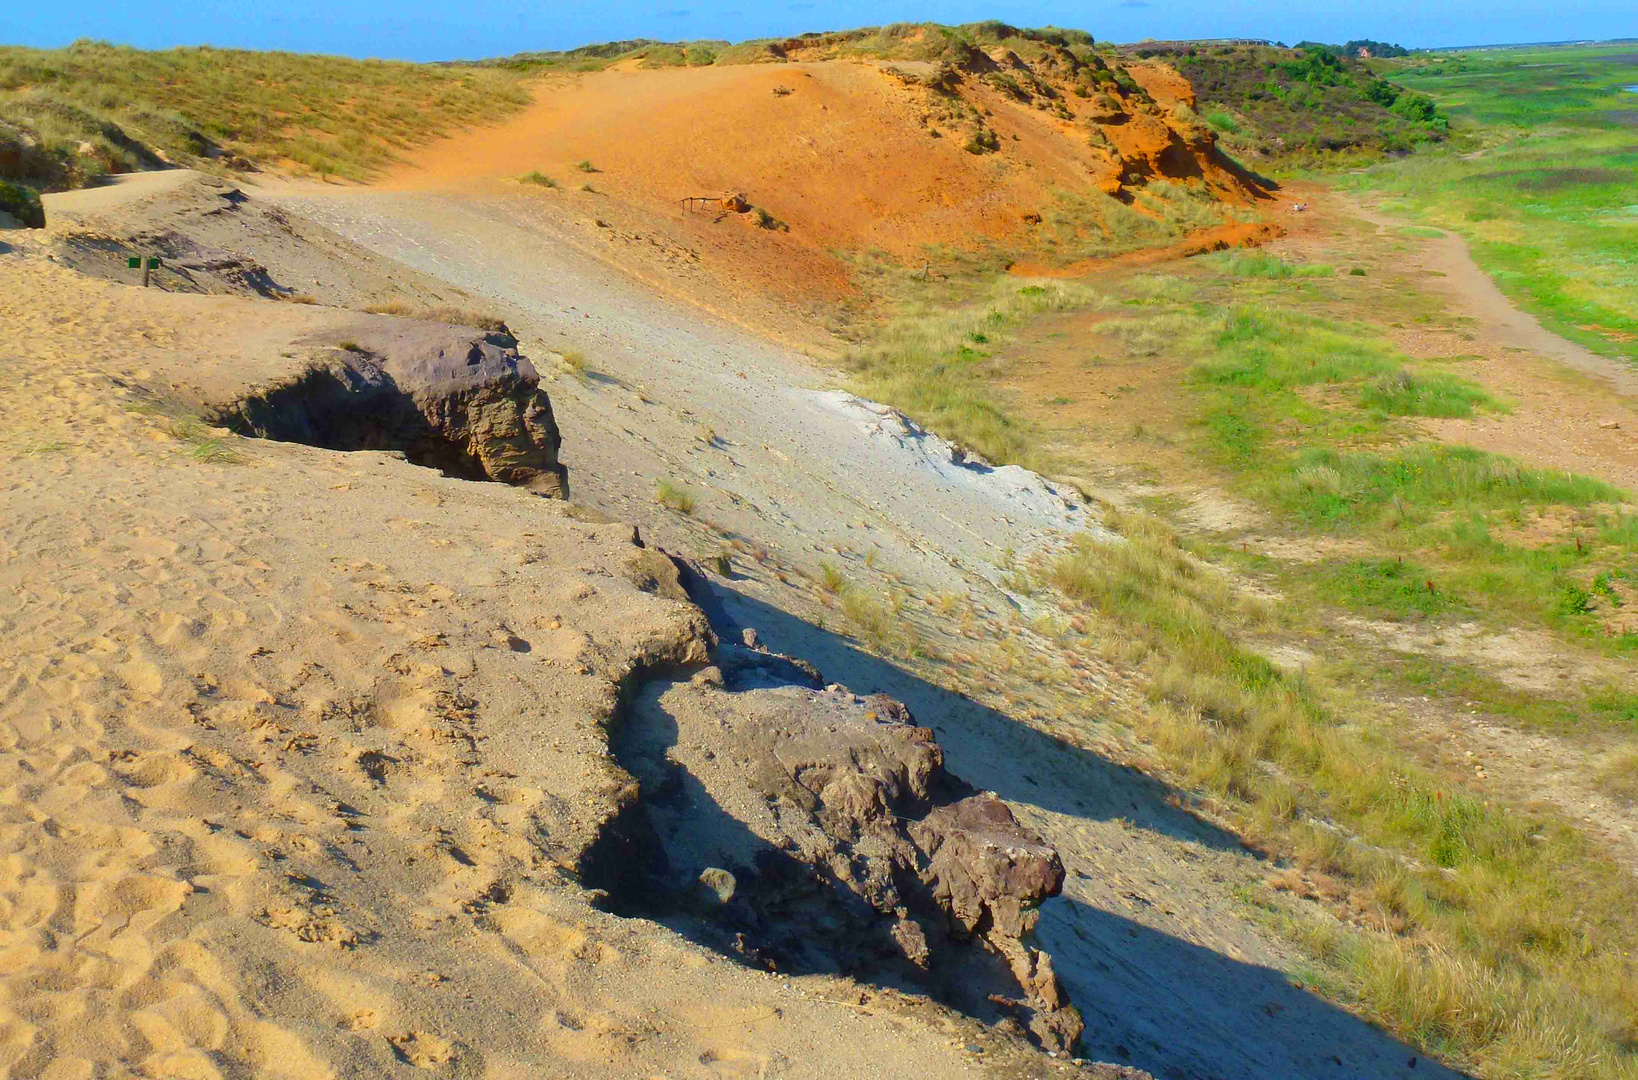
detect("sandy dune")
(0, 257), (1031, 1078)
(360, 56), (1264, 344)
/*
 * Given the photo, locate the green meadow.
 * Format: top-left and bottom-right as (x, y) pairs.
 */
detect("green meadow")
(1341, 46), (1638, 363)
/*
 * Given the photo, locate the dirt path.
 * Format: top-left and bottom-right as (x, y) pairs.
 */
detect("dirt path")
(241, 179), (1464, 1080)
(1335, 195), (1638, 492)
(1346, 198), (1638, 396)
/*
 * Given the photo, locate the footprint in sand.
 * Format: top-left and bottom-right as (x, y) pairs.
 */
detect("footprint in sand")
(113, 751), (198, 790)
(115, 657), (166, 698)
(388, 1031), (455, 1068)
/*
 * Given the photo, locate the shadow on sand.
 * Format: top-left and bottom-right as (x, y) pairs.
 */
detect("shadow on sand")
(696, 585), (1243, 851)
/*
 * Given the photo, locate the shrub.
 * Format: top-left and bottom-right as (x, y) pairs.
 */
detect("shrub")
(840, 586), (899, 648)
(1555, 581), (1593, 616)
(964, 127), (1000, 154)
(521, 171), (557, 187)
(1391, 92), (1437, 123)
(576, 159), (596, 173)
(820, 560), (845, 593)
(0, 180), (43, 227)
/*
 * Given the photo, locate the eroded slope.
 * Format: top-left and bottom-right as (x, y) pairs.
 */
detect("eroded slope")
(370, 41), (1271, 337)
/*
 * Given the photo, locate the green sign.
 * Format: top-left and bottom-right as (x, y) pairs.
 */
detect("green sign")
(146, 257), (161, 270)
(127, 256), (141, 269)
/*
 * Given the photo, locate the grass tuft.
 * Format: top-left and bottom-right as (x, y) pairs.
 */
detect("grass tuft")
(1208, 251), (1333, 279)
(655, 479), (696, 514)
(1359, 369), (1503, 418)
(820, 560), (845, 593)
(364, 301), (507, 332)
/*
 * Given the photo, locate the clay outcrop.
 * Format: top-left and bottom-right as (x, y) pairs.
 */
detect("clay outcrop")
(211, 322), (568, 495)
(587, 636), (1085, 1052)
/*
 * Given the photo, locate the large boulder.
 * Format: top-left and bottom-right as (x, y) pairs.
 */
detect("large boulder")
(212, 321), (567, 496)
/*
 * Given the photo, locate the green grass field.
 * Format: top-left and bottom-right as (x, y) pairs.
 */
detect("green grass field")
(1340, 45), (1638, 364)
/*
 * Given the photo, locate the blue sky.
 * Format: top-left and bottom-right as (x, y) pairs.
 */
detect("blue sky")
(2, 0), (1632, 61)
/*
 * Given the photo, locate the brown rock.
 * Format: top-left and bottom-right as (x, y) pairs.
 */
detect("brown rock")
(344, 322), (567, 494)
(213, 322), (568, 496)
(911, 792), (1066, 939)
(594, 676), (1083, 1053)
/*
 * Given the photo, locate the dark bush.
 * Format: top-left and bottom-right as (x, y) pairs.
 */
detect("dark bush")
(1365, 79), (1399, 107)
(1391, 92), (1437, 123)
(964, 127), (1000, 154)
(0, 180), (44, 227)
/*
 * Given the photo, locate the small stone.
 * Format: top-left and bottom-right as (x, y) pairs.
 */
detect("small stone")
(695, 867), (736, 906)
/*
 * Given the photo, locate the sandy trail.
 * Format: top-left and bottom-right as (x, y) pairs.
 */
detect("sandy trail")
(1334, 198), (1638, 495)
(263, 183), (1460, 1080)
